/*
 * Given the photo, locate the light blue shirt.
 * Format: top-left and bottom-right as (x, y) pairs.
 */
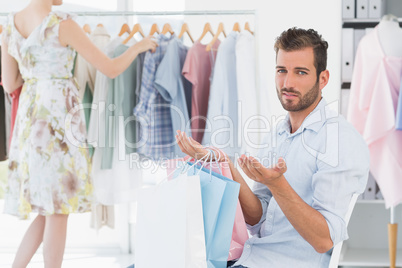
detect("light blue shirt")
(202, 31), (239, 157)
(234, 98), (370, 268)
(154, 38), (192, 157)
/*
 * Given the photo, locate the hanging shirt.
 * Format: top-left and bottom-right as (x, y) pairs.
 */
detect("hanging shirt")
(135, 52), (146, 143)
(0, 88), (6, 161)
(347, 26), (402, 208)
(396, 79), (402, 130)
(236, 31), (260, 155)
(134, 34), (175, 160)
(202, 32), (239, 157)
(182, 40), (220, 143)
(74, 26), (110, 134)
(91, 36), (143, 205)
(102, 43), (139, 169)
(4, 91), (11, 154)
(235, 98), (369, 268)
(9, 86), (22, 146)
(154, 38), (192, 157)
(0, 50), (6, 161)
(74, 25), (111, 98)
(87, 36), (125, 149)
(88, 36), (124, 230)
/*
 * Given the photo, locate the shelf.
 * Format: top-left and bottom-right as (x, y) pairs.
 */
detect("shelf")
(342, 19), (402, 29)
(340, 248), (402, 267)
(356, 199), (386, 205)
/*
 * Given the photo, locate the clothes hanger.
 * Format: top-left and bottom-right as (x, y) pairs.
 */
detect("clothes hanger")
(161, 23), (174, 36)
(232, 22), (241, 32)
(206, 22), (226, 52)
(0, 25), (3, 34)
(123, 23), (145, 44)
(83, 24), (91, 34)
(178, 23), (194, 43)
(97, 23), (104, 28)
(149, 23), (160, 36)
(244, 22), (254, 35)
(118, 23), (131, 36)
(197, 22), (214, 42)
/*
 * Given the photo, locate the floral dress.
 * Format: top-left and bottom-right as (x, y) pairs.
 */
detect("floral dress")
(3, 11), (92, 219)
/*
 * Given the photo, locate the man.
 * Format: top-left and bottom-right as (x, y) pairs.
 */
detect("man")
(176, 27), (369, 267)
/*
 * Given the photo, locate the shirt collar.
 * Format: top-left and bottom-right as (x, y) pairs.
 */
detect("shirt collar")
(158, 33), (176, 42)
(278, 98), (329, 136)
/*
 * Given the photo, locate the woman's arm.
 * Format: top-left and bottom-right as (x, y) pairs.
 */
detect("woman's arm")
(59, 19), (157, 79)
(1, 36), (24, 93)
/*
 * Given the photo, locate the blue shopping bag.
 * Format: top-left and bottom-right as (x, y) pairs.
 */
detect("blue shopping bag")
(186, 163), (240, 268)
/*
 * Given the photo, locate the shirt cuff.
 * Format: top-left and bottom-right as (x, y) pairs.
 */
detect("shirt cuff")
(320, 209), (348, 247)
(246, 197), (268, 236)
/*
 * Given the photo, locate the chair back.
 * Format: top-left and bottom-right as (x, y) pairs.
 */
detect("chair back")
(328, 193), (359, 268)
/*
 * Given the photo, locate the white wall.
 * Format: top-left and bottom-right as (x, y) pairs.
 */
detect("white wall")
(185, 0), (342, 119)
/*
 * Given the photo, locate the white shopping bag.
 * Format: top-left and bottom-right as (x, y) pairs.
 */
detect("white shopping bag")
(185, 175), (207, 268)
(135, 174), (206, 268)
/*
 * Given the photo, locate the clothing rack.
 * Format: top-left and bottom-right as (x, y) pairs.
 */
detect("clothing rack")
(0, 10), (256, 17)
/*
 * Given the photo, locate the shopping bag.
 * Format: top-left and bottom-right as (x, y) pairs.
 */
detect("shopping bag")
(202, 161), (249, 261)
(228, 202), (249, 260)
(185, 175), (208, 268)
(167, 158), (249, 261)
(134, 174), (206, 268)
(187, 163), (240, 268)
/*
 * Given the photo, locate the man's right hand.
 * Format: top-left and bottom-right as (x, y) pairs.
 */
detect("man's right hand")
(175, 130), (227, 162)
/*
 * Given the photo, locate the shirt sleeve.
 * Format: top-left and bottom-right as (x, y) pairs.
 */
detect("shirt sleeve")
(182, 49), (197, 87)
(246, 180), (272, 236)
(154, 42), (178, 102)
(134, 51), (156, 118)
(311, 120), (369, 246)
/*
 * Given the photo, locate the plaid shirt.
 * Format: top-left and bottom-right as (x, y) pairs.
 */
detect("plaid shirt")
(134, 34), (175, 160)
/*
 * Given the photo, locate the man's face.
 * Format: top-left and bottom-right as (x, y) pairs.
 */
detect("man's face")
(275, 47), (321, 112)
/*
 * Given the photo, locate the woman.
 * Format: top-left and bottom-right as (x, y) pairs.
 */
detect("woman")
(1, 0), (157, 267)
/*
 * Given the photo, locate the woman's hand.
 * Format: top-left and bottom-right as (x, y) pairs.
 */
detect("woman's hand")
(134, 36), (158, 53)
(175, 130), (228, 161)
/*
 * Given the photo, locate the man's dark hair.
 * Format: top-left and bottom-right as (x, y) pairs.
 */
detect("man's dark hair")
(274, 27), (328, 79)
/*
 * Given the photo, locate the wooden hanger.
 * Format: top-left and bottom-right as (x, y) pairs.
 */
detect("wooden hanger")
(118, 23), (131, 36)
(0, 25), (3, 34)
(123, 23), (145, 44)
(97, 23), (104, 28)
(149, 23), (160, 36)
(206, 22), (226, 52)
(197, 22), (214, 42)
(178, 23), (194, 43)
(161, 23), (174, 35)
(233, 22), (241, 32)
(245, 22), (254, 35)
(83, 24), (91, 34)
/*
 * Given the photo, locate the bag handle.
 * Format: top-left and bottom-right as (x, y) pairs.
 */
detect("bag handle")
(158, 150), (212, 186)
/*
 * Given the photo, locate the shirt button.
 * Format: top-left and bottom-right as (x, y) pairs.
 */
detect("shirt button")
(268, 214), (273, 219)
(286, 139), (290, 143)
(246, 245), (251, 249)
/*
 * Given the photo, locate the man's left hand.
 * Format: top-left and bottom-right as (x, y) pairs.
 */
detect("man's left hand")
(238, 155), (287, 187)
